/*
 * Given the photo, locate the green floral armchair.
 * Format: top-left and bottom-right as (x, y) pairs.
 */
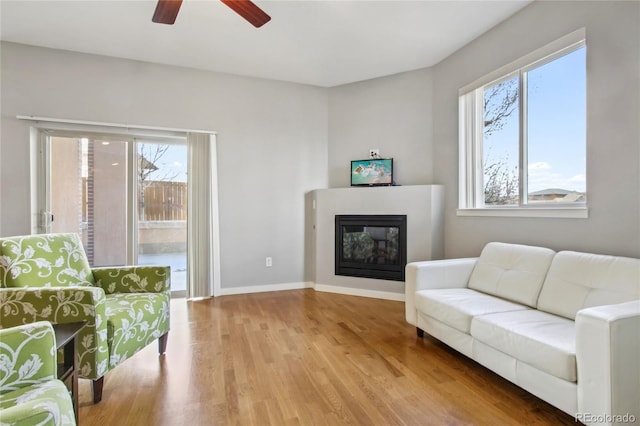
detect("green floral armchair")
(0, 233), (170, 403)
(0, 321), (76, 425)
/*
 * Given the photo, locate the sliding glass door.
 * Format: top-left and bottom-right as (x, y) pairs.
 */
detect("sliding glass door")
(40, 131), (187, 294)
(135, 141), (187, 294)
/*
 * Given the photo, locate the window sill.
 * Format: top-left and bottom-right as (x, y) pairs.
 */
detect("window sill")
(456, 207), (588, 219)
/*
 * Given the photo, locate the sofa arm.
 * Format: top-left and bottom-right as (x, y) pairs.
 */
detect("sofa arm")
(0, 321), (57, 392)
(405, 258), (477, 326)
(0, 287), (110, 381)
(576, 300), (640, 426)
(92, 266), (171, 294)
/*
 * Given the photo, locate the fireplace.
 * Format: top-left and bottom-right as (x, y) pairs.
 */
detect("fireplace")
(335, 215), (407, 281)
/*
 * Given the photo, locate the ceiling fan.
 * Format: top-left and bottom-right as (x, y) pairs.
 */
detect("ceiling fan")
(152, 0), (271, 28)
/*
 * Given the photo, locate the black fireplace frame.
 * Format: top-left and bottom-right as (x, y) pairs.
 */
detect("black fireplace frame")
(335, 214), (407, 282)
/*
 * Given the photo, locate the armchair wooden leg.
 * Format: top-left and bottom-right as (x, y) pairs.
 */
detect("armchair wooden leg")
(416, 327), (424, 338)
(92, 377), (104, 403)
(158, 332), (169, 354)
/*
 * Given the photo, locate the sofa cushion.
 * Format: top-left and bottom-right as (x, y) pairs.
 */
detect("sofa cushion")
(468, 242), (555, 308)
(470, 309), (576, 382)
(0, 233), (95, 288)
(537, 251), (640, 320)
(415, 288), (530, 333)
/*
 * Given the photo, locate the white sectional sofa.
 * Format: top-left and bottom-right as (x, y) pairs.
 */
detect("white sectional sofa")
(405, 242), (640, 426)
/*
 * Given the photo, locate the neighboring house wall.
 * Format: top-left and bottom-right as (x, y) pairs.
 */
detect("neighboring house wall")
(50, 137), (82, 235)
(0, 42), (329, 290)
(91, 141), (127, 266)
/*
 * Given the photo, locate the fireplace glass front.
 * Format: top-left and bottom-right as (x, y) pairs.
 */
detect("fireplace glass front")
(335, 215), (407, 281)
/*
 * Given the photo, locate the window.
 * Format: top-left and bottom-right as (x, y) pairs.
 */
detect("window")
(458, 29), (587, 218)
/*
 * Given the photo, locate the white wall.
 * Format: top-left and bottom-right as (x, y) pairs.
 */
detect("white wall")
(433, 0), (640, 258)
(0, 42), (328, 290)
(327, 1), (639, 260)
(328, 68), (434, 188)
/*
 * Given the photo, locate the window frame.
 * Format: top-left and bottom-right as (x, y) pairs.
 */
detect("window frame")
(457, 28), (587, 219)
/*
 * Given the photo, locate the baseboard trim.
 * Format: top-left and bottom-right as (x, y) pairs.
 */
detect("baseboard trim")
(218, 281), (312, 296)
(216, 281), (405, 302)
(313, 283), (405, 302)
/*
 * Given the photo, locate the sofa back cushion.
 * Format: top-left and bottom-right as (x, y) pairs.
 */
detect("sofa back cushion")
(0, 233), (95, 288)
(468, 242), (556, 307)
(537, 251), (640, 320)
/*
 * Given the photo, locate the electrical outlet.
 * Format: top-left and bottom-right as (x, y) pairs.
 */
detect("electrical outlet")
(369, 149), (380, 159)
(266, 257), (273, 267)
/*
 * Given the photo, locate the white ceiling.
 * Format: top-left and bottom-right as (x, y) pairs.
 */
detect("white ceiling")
(0, 0), (532, 87)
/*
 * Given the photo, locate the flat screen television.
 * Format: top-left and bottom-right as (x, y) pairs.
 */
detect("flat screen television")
(350, 158), (393, 187)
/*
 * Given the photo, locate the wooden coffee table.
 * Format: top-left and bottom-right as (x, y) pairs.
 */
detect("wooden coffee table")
(53, 322), (86, 425)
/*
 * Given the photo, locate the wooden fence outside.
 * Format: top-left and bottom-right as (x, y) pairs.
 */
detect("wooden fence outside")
(140, 180), (187, 221)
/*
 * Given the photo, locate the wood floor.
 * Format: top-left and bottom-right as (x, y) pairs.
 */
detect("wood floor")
(78, 289), (577, 425)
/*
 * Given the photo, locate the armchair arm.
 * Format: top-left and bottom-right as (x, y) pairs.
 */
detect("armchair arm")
(0, 287), (109, 381)
(92, 265), (171, 294)
(405, 258), (478, 326)
(576, 300), (640, 425)
(0, 321), (56, 393)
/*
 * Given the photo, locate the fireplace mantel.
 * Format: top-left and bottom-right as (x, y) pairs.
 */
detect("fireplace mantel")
(306, 185), (444, 300)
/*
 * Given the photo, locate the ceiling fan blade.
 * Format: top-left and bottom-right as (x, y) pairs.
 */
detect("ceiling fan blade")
(220, 0), (271, 28)
(152, 0), (183, 25)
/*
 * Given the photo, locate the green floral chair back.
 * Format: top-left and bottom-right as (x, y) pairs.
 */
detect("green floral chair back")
(0, 321), (76, 425)
(0, 233), (95, 288)
(0, 321), (57, 391)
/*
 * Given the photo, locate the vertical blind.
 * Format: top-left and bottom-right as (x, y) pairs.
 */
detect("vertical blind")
(187, 132), (220, 298)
